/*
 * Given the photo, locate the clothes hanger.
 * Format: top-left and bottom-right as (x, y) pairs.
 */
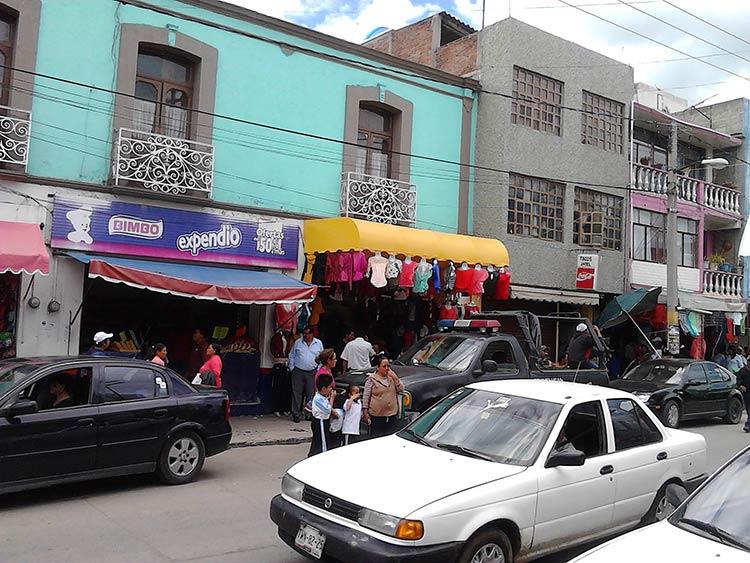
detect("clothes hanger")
(404, 255), (412, 263)
(460, 262), (469, 270)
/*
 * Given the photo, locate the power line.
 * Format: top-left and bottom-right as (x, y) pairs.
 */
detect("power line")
(614, 0), (750, 67)
(555, 0), (750, 83)
(661, 0), (750, 50)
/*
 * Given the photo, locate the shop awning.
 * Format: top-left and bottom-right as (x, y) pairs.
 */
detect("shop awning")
(66, 252), (316, 305)
(678, 292), (746, 314)
(304, 217), (510, 266)
(511, 285), (600, 306)
(0, 220), (49, 275)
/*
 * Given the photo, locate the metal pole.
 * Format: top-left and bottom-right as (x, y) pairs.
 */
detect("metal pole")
(666, 120), (680, 355)
(482, 0), (486, 29)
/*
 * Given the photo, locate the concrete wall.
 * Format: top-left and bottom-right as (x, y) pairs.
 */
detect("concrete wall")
(25, 0), (474, 233)
(473, 18), (633, 294)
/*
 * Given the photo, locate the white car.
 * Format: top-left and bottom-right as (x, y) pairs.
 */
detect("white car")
(270, 380), (707, 562)
(570, 444), (750, 562)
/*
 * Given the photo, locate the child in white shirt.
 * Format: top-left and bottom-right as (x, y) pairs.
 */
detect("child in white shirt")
(308, 373), (337, 457)
(342, 384), (362, 446)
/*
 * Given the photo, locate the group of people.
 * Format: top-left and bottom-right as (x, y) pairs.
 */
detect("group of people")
(85, 329), (224, 387)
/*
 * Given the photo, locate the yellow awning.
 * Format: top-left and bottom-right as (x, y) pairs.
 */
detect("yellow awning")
(304, 217), (510, 266)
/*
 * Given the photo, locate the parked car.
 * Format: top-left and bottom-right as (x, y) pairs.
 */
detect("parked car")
(570, 444), (750, 562)
(0, 356), (231, 494)
(270, 380), (706, 563)
(336, 319), (610, 420)
(610, 359), (744, 428)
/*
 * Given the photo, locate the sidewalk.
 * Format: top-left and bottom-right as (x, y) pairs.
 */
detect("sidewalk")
(230, 414), (312, 447)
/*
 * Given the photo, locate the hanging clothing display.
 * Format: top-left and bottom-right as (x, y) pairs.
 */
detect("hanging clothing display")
(413, 262), (432, 294)
(399, 260), (418, 288)
(366, 255), (389, 288)
(690, 334), (706, 360)
(483, 270), (498, 296)
(469, 267), (488, 295)
(385, 256), (402, 290)
(444, 262), (456, 292)
(275, 303), (298, 333)
(494, 268), (511, 300)
(455, 266), (473, 293)
(432, 261), (441, 292)
(439, 303), (458, 320)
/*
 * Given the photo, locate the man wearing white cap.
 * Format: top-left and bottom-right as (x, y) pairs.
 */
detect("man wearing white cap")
(566, 323), (600, 369)
(87, 331), (113, 356)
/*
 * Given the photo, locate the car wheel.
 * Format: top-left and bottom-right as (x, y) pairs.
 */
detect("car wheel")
(459, 529), (513, 563)
(723, 397), (743, 424)
(642, 483), (675, 524)
(661, 400), (680, 429)
(156, 431), (206, 485)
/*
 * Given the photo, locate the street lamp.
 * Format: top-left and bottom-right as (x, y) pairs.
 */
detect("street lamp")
(665, 156), (730, 355)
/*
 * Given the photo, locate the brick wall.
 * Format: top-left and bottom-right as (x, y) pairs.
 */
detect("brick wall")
(366, 18), (436, 67)
(365, 32), (391, 54)
(436, 34), (477, 76)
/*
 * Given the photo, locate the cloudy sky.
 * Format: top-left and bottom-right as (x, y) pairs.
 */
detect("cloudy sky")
(230, 0), (750, 107)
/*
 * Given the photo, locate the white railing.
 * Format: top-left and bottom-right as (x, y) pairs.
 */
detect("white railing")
(341, 171), (416, 226)
(632, 163), (697, 203)
(0, 105), (31, 167)
(704, 270), (743, 298)
(704, 182), (741, 214)
(113, 127), (213, 196)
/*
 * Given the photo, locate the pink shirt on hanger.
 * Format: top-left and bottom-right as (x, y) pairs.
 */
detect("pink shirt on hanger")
(469, 268), (489, 294)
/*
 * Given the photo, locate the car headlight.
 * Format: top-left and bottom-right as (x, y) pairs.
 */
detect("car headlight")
(635, 393), (652, 402)
(358, 508), (424, 540)
(281, 473), (304, 502)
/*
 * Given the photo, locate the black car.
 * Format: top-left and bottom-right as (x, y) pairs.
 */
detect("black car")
(611, 359), (744, 428)
(0, 356), (232, 495)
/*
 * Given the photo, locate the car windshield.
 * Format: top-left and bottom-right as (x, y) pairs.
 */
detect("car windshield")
(670, 449), (750, 552)
(0, 363), (38, 396)
(399, 388), (562, 466)
(622, 363), (684, 384)
(398, 336), (483, 372)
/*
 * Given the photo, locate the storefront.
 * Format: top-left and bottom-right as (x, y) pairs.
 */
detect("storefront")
(301, 217), (510, 361)
(0, 220), (50, 359)
(49, 195), (315, 413)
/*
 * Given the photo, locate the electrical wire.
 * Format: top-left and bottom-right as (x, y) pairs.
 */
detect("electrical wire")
(661, 0), (750, 50)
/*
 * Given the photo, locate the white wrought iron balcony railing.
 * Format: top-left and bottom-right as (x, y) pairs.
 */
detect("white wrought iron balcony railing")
(341, 171), (416, 226)
(704, 270), (743, 298)
(0, 105), (31, 168)
(632, 163), (741, 215)
(113, 128), (213, 196)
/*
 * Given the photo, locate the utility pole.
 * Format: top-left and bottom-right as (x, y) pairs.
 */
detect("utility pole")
(666, 120), (680, 355)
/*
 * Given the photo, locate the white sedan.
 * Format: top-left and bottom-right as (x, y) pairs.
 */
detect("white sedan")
(270, 380), (707, 562)
(570, 445), (750, 562)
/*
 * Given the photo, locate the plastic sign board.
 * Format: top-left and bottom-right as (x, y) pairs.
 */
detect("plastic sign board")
(575, 254), (599, 291)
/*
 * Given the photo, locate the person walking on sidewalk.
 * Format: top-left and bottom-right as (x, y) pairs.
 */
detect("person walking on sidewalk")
(308, 373), (338, 457)
(736, 364), (750, 432)
(362, 355), (404, 438)
(270, 329), (292, 417)
(289, 327), (323, 423)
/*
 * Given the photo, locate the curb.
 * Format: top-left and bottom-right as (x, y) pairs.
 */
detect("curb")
(230, 436), (312, 448)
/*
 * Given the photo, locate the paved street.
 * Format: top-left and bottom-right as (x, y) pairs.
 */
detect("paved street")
(1, 420), (747, 563)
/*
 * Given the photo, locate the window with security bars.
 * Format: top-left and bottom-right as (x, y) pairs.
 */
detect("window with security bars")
(508, 173), (565, 242)
(511, 66), (563, 136)
(574, 189), (623, 250)
(581, 91), (624, 153)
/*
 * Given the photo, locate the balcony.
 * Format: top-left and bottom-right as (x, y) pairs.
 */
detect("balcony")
(0, 105), (31, 168)
(340, 171), (416, 226)
(632, 163), (741, 216)
(112, 128), (214, 196)
(704, 270), (743, 299)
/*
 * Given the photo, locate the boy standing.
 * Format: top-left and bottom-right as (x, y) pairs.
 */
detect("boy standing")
(308, 373), (338, 457)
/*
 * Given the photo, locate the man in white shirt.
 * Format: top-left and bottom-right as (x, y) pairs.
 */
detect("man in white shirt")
(340, 333), (375, 372)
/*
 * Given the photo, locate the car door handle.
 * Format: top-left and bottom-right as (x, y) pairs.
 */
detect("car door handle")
(600, 465), (614, 475)
(77, 417), (95, 427)
(153, 409), (169, 418)
(657, 451), (668, 461)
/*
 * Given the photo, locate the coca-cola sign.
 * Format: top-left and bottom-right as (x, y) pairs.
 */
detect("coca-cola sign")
(575, 254), (599, 290)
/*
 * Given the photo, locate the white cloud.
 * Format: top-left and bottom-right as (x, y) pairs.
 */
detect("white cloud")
(314, 0), (442, 43)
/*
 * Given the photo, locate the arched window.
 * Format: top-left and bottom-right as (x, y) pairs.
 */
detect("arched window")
(133, 47), (194, 138)
(356, 104), (393, 177)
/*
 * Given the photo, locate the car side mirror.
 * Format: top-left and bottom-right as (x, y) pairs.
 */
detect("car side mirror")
(1, 399), (39, 418)
(482, 360), (498, 373)
(546, 447), (586, 468)
(666, 483), (688, 507)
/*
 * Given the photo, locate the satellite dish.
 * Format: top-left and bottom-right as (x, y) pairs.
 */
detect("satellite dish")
(365, 26), (390, 41)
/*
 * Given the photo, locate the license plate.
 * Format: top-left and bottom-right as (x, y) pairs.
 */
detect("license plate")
(294, 524), (326, 559)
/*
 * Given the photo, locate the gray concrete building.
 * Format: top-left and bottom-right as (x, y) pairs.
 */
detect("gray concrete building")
(367, 15), (634, 311)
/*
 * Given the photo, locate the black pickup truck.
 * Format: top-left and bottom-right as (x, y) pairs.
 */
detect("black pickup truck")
(337, 313), (610, 418)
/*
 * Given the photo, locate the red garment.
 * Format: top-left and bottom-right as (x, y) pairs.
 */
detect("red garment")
(455, 267), (473, 292)
(690, 335), (706, 360)
(726, 319), (735, 343)
(200, 355), (223, 388)
(351, 252), (367, 282)
(275, 303), (298, 333)
(469, 268), (488, 294)
(399, 260), (418, 288)
(270, 332), (291, 361)
(494, 270), (511, 300)
(439, 305), (458, 320)
(465, 304), (479, 318)
(338, 252), (353, 283)
(325, 253), (339, 284)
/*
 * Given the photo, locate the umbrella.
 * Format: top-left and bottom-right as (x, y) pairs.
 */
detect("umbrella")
(596, 287), (662, 330)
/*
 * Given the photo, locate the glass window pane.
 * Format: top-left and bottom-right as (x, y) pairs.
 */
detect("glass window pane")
(0, 19), (12, 42)
(358, 107), (388, 133)
(608, 399), (645, 451)
(100, 367), (158, 403)
(137, 52), (190, 83)
(135, 80), (158, 101)
(165, 88), (189, 108)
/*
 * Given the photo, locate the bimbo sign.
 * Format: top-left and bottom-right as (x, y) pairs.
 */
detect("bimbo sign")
(51, 196), (299, 269)
(575, 254), (599, 290)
